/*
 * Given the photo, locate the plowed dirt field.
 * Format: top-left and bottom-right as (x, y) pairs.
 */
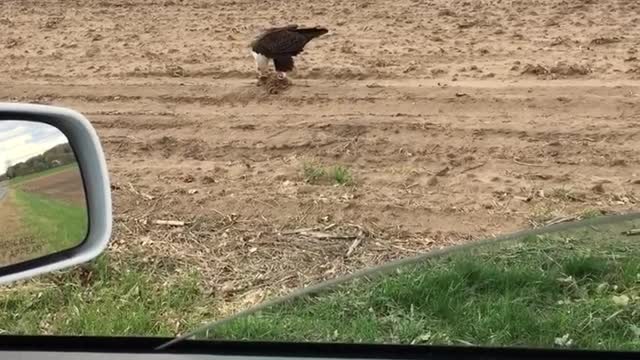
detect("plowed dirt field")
(2, 0), (639, 312)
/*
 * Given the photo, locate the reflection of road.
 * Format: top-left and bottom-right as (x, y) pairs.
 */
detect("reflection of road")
(0, 181), (7, 201)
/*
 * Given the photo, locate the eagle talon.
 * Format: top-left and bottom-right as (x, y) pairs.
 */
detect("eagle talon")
(256, 75), (268, 86)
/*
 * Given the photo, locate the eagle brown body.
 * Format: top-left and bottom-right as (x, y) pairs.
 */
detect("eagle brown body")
(250, 24), (329, 81)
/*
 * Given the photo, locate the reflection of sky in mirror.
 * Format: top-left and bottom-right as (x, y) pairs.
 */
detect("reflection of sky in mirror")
(0, 121), (69, 173)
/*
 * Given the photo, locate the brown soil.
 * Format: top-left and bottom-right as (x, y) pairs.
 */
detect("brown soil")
(1, 0), (639, 313)
(20, 168), (87, 207)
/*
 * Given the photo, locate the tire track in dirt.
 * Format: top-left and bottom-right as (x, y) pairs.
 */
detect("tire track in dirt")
(85, 80), (638, 246)
(3, 80), (638, 237)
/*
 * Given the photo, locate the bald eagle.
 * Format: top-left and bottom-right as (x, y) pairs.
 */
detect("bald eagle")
(250, 25), (329, 81)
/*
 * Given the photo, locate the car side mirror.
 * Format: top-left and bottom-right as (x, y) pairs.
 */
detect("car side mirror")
(0, 103), (112, 285)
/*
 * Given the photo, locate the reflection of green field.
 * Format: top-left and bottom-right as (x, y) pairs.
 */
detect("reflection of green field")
(14, 190), (88, 254)
(205, 218), (640, 351)
(10, 163), (78, 186)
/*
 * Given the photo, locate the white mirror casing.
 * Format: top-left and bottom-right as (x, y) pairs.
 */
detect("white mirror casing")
(0, 103), (112, 285)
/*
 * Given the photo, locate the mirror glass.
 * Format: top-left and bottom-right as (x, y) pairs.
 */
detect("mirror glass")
(0, 120), (88, 268)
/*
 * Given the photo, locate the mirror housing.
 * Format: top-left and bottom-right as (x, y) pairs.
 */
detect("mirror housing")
(0, 103), (112, 285)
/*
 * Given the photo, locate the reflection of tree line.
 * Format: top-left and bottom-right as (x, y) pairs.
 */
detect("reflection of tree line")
(0, 143), (75, 180)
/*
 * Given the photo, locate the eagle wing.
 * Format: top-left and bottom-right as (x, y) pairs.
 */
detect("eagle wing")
(262, 24), (298, 33)
(251, 28), (310, 57)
